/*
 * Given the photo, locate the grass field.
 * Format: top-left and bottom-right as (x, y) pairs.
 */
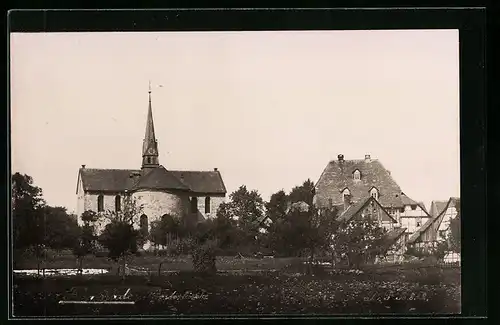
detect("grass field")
(13, 258), (461, 316)
(14, 251), (298, 274)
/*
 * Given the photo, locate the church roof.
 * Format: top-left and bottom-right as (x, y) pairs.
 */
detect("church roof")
(78, 166), (227, 195)
(314, 156), (405, 208)
(79, 168), (139, 192)
(132, 166), (189, 191)
(170, 170), (227, 194)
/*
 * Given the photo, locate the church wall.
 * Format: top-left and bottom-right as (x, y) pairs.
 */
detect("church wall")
(191, 194), (226, 219)
(83, 192), (123, 215)
(132, 190), (188, 227)
(76, 176), (85, 226)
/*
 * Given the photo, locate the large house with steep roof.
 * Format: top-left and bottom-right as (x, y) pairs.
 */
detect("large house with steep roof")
(313, 154), (431, 236)
(75, 88), (227, 237)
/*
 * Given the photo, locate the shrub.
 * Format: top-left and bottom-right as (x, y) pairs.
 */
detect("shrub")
(192, 240), (217, 274)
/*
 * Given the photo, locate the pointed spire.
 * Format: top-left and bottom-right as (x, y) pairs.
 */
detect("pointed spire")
(142, 82), (159, 170)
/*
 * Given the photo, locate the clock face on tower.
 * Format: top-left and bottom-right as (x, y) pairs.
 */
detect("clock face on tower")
(148, 148), (156, 155)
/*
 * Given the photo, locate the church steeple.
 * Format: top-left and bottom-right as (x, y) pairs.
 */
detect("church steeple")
(142, 82), (159, 170)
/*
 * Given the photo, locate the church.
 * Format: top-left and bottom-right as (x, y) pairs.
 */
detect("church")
(75, 88), (227, 234)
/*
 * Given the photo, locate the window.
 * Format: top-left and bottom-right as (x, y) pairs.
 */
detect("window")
(370, 188), (379, 200)
(353, 170), (361, 180)
(205, 197), (211, 213)
(190, 197), (198, 213)
(97, 194), (104, 212)
(411, 205), (417, 210)
(115, 195), (121, 212)
(342, 188), (351, 202)
(140, 214), (149, 236)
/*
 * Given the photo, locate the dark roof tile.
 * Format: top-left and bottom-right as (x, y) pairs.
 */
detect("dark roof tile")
(170, 170), (226, 194)
(132, 166), (189, 191)
(314, 159), (405, 208)
(79, 168), (140, 192)
(79, 166), (227, 195)
(337, 196), (397, 224)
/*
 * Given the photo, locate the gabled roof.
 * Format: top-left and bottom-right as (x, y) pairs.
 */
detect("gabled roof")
(78, 168), (140, 193)
(407, 197), (460, 244)
(337, 196), (397, 224)
(78, 166), (227, 195)
(170, 170), (226, 194)
(429, 200), (449, 217)
(400, 193), (418, 206)
(132, 166), (190, 191)
(314, 158), (405, 208)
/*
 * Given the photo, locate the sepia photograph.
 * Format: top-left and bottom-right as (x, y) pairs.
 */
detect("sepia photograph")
(10, 27), (462, 317)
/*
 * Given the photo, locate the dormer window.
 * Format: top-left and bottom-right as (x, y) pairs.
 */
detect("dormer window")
(353, 169), (361, 180)
(342, 188), (351, 201)
(369, 187), (379, 200)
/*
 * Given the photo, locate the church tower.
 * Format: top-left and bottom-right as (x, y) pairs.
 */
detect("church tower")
(141, 84), (160, 171)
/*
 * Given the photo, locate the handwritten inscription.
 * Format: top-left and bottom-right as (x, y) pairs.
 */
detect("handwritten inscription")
(157, 291), (209, 301)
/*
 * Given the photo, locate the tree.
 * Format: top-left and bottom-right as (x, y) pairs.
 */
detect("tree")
(216, 186), (265, 248)
(72, 225), (96, 274)
(331, 217), (387, 268)
(41, 206), (80, 250)
(150, 214), (178, 249)
(11, 173), (46, 249)
(265, 190), (288, 222)
(99, 221), (140, 278)
(449, 215), (460, 253)
(98, 195), (143, 278)
(213, 206), (242, 250)
(288, 179), (315, 206)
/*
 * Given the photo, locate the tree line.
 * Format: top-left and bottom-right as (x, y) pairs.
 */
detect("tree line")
(12, 173), (461, 276)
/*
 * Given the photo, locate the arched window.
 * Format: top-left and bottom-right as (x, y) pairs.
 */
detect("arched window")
(115, 195), (121, 212)
(97, 194), (104, 212)
(140, 214), (149, 236)
(205, 197), (211, 213)
(353, 169), (361, 180)
(190, 197), (198, 213)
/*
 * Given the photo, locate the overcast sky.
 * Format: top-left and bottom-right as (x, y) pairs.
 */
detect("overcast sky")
(10, 30), (460, 213)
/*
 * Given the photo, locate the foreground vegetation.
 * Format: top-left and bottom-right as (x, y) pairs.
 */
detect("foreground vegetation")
(13, 263), (460, 316)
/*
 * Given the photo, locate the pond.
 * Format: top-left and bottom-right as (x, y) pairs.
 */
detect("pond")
(14, 268), (109, 276)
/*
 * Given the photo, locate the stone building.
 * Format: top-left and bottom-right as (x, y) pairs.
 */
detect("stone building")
(313, 154), (430, 235)
(75, 88), (227, 238)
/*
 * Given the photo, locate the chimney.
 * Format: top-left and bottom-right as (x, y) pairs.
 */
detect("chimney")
(81, 164), (86, 169)
(365, 154), (371, 163)
(214, 168), (218, 172)
(337, 154), (344, 162)
(343, 194), (352, 211)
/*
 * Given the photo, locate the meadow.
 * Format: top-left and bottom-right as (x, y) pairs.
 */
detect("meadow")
(13, 251), (461, 316)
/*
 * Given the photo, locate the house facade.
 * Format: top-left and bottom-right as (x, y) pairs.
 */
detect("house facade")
(335, 196), (408, 263)
(313, 154), (430, 236)
(75, 89), (227, 238)
(407, 197), (460, 251)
